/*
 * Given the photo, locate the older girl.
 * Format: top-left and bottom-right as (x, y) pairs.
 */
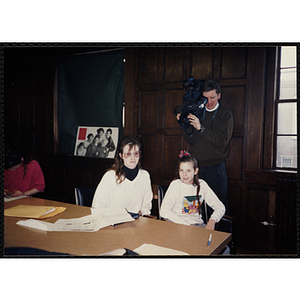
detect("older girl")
(92, 135), (152, 216)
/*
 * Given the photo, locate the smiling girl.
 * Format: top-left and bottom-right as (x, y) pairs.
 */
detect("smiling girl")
(160, 151), (225, 230)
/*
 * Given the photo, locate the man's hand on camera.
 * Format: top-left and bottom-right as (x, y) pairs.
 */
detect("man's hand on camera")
(188, 114), (201, 130)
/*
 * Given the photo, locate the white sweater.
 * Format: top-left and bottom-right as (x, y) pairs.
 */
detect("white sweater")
(91, 169), (152, 215)
(160, 179), (225, 226)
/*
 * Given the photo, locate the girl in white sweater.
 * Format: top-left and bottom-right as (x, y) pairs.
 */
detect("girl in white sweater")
(92, 135), (152, 216)
(160, 151), (225, 230)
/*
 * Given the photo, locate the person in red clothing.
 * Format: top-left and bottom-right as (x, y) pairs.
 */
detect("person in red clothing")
(4, 147), (45, 197)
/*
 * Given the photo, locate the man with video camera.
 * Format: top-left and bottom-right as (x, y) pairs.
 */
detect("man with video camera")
(176, 79), (234, 213)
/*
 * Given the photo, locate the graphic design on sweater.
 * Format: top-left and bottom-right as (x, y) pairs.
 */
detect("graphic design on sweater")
(182, 195), (202, 214)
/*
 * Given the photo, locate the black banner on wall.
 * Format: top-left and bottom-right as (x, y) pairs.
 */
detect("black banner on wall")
(58, 49), (124, 155)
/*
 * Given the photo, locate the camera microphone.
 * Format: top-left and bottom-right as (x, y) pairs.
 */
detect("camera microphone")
(198, 97), (208, 109)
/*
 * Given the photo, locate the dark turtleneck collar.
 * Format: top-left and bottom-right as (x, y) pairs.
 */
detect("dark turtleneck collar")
(124, 166), (138, 181)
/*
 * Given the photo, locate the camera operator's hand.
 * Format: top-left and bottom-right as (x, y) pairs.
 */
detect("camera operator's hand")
(188, 113), (201, 130)
(176, 112), (181, 121)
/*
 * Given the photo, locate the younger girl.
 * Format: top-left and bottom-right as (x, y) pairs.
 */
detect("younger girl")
(92, 135), (152, 216)
(160, 151), (225, 230)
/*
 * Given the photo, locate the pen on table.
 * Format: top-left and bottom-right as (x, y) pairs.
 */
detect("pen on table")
(207, 233), (212, 246)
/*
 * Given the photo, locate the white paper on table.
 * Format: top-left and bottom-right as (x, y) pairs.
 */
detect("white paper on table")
(53, 210), (106, 231)
(97, 207), (135, 228)
(4, 195), (27, 202)
(98, 248), (127, 256)
(133, 244), (189, 256)
(16, 207), (135, 232)
(17, 219), (55, 231)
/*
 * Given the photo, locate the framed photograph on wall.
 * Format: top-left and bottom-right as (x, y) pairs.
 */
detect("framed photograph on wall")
(74, 126), (119, 158)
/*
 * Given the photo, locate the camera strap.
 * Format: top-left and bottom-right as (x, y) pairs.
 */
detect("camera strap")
(185, 126), (195, 137)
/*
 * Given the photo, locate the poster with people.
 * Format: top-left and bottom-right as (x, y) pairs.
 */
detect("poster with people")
(74, 126), (118, 158)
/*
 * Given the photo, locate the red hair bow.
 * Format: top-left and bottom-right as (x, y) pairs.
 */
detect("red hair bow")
(179, 150), (190, 158)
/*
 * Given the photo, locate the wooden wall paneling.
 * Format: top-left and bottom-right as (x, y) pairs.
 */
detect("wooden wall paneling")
(191, 47), (214, 80)
(225, 137), (243, 180)
(163, 46), (189, 181)
(162, 134), (183, 175)
(139, 90), (159, 128)
(275, 178), (297, 252)
(268, 190), (276, 225)
(139, 133), (158, 173)
(164, 47), (187, 82)
(139, 47), (160, 85)
(221, 86), (245, 132)
(242, 169), (297, 253)
(137, 47), (184, 186)
(227, 185), (242, 224)
(263, 47), (277, 169)
(221, 47), (247, 79)
(163, 89), (183, 128)
(244, 47), (266, 170)
(212, 47), (222, 79)
(137, 48), (158, 184)
(247, 188), (269, 236)
(156, 88), (165, 176)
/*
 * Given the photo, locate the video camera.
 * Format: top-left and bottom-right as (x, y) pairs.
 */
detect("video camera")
(174, 76), (208, 136)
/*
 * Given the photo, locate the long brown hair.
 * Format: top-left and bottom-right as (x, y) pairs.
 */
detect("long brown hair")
(177, 153), (201, 214)
(110, 135), (142, 184)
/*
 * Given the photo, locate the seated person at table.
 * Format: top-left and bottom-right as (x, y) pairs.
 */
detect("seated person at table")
(91, 135), (152, 216)
(160, 151), (225, 230)
(4, 147), (45, 197)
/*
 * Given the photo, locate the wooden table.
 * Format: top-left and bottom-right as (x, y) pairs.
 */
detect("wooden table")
(4, 197), (231, 256)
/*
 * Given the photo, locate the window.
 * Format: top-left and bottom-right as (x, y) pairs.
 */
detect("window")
(275, 46), (297, 169)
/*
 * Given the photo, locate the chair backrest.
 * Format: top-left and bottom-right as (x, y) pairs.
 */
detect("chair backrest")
(74, 187), (97, 207)
(200, 200), (209, 224)
(150, 184), (159, 219)
(157, 185), (169, 220)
